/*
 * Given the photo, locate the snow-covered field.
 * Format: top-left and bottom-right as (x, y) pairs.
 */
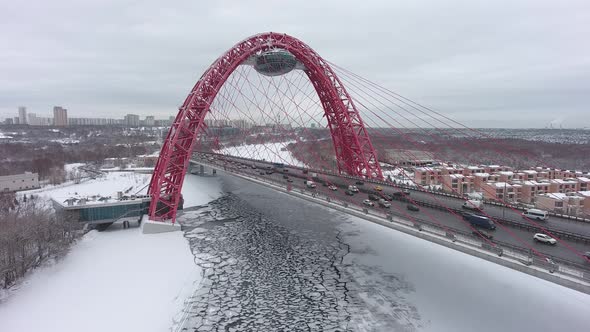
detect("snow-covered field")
(218, 141), (306, 167)
(0, 173), (223, 332)
(25, 171), (150, 202)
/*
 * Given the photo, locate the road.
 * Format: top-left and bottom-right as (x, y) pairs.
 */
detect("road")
(192, 153), (590, 266)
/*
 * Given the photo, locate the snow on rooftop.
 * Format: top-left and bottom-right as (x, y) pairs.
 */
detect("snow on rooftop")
(523, 181), (548, 186)
(498, 171), (514, 175)
(490, 182), (511, 188)
(540, 192), (568, 200)
(522, 170), (537, 174)
(474, 173), (490, 177)
(551, 179), (579, 184)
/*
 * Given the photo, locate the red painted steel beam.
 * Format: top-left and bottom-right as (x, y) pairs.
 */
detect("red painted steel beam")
(148, 32), (382, 222)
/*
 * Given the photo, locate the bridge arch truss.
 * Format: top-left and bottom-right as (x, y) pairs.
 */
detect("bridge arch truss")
(148, 32), (382, 222)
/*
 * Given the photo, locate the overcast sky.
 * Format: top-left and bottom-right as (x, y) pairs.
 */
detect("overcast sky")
(1, 0), (589, 128)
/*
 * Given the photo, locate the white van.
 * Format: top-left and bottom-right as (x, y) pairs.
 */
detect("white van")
(462, 199), (483, 210)
(522, 209), (549, 221)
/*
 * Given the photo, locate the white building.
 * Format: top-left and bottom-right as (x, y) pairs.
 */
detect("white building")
(0, 172), (40, 192)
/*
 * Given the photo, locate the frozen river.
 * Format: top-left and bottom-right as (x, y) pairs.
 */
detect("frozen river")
(177, 173), (590, 331)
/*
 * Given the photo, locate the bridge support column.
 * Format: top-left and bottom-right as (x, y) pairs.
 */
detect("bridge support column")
(142, 218), (181, 234)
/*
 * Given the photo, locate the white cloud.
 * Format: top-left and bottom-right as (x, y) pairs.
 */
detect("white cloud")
(1, 0), (589, 128)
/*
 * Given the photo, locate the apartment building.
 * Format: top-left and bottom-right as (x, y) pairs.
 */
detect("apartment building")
(536, 193), (588, 216)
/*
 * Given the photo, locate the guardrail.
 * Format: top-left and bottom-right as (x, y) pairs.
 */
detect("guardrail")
(192, 158), (590, 290)
(194, 152), (590, 224)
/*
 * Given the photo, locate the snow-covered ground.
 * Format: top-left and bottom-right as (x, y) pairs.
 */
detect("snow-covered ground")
(64, 162), (86, 173)
(218, 141), (306, 167)
(0, 173), (223, 332)
(25, 171), (151, 203)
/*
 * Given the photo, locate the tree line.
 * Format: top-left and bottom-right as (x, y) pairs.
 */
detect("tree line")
(0, 193), (83, 289)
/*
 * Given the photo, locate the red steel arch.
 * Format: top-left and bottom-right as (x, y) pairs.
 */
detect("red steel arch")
(148, 32), (382, 222)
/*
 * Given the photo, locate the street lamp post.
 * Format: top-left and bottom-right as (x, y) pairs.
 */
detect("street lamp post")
(502, 182), (507, 219)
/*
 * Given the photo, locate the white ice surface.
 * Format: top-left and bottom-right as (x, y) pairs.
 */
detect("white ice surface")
(218, 141), (306, 167)
(0, 173), (222, 332)
(343, 216), (590, 332)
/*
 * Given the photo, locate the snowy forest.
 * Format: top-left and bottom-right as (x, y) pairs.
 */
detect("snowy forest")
(0, 193), (83, 289)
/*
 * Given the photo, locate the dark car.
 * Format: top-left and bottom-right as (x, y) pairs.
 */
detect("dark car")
(407, 204), (420, 211)
(472, 230), (494, 240)
(383, 194), (394, 201)
(345, 190), (354, 196)
(392, 191), (404, 197)
(303, 169), (309, 174)
(287, 178), (294, 183)
(259, 171), (265, 175)
(356, 180), (364, 185)
(368, 194), (380, 201)
(283, 169), (289, 172)
(283, 174), (289, 179)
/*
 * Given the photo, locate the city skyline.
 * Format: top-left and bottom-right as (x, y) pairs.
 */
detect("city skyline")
(1, 1), (589, 128)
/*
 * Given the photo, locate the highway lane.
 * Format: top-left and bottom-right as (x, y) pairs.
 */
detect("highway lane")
(196, 155), (590, 266)
(216, 154), (590, 236)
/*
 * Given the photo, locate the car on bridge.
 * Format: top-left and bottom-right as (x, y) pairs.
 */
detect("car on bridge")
(287, 178), (294, 183)
(345, 190), (354, 196)
(283, 174), (289, 179)
(407, 204), (420, 212)
(378, 199), (391, 208)
(374, 185), (383, 191)
(356, 180), (364, 185)
(328, 185), (337, 191)
(584, 252), (590, 260)
(472, 230), (494, 240)
(363, 199), (374, 207)
(533, 233), (557, 245)
(463, 213), (496, 230)
(392, 190), (409, 197)
(348, 185), (359, 192)
(368, 194), (380, 201)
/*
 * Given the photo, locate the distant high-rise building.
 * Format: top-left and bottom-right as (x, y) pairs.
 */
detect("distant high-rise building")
(27, 113), (37, 125)
(13, 117), (19, 125)
(27, 113), (52, 126)
(144, 116), (155, 126)
(18, 106), (27, 125)
(124, 114), (140, 127)
(53, 106), (68, 126)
